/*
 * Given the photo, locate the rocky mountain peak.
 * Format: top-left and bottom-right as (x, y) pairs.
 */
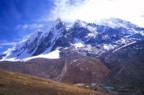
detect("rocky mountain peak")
(73, 20), (87, 28)
(1, 18), (144, 60)
(54, 18), (65, 30)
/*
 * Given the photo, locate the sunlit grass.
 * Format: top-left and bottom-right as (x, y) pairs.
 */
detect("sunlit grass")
(0, 69), (105, 95)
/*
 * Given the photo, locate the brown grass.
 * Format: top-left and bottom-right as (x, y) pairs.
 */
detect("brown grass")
(0, 69), (108, 95)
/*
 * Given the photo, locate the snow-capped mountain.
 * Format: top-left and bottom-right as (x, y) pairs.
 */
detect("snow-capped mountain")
(62, 18), (144, 57)
(2, 18), (71, 60)
(1, 18), (144, 60)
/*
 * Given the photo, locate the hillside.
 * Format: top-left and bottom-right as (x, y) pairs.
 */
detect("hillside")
(0, 57), (110, 84)
(0, 68), (108, 95)
(100, 40), (144, 94)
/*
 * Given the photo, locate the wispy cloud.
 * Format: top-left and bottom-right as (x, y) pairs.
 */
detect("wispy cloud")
(15, 23), (44, 30)
(0, 41), (17, 54)
(43, 0), (144, 27)
(0, 40), (16, 48)
(0, 42), (16, 46)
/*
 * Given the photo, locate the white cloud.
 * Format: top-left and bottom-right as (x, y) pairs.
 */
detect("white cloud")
(0, 41), (16, 54)
(30, 24), (44, 29)
(0, 42), (16, 46)
(16, 23), (44, 30)
(45, 0), (144, 27)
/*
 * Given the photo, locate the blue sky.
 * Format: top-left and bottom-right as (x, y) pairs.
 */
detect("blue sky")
(0, 0), (54, 54)
(0, 0), (144, 54)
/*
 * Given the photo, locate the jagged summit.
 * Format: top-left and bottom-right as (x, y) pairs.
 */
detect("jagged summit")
(73, 20), (87, 28)
(56, 17), (62, 23)
(1, 18), (68, 60)
(1, 18), (144, 61)
(54, 18), (65, 30)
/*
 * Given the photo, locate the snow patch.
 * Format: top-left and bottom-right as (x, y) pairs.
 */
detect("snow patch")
(23, 50), (60, 61)
(103, 44), (115, 51)
(0, 58), (20, 62)
(74, 20), (87, 28)
(121, 38), (126, 43)
(113, 41), (136, 52)
(87, 26), (95, 31)
(87, 33), (95, 37)
(1, 50), (60, 62)
(74, 38), (85, 48)
(74, 43), (85, 48)
(139, 31), (144, 36)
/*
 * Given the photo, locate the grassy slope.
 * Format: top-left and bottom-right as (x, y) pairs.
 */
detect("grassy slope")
(0, 69), (107, 95)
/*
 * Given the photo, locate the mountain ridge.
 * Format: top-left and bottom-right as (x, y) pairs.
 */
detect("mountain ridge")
(1, 18), (144, 61)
